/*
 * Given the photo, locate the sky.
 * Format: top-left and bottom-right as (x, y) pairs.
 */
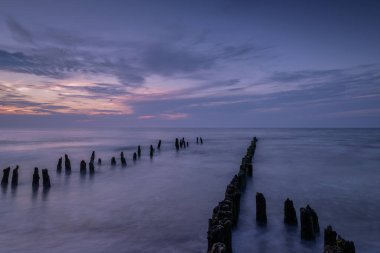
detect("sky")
(0, 0), (379, 128)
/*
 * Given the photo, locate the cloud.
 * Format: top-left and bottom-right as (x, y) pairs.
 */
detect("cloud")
(323, 108), (380, 118)
(243, 64), (380, 109)
(140, 43), (215, 76)
(0, 49), (82, 79)
(6, 18), (35, 44)
(138, 113), (189, 120)
(187, 99), (249, 108)
(138, 115), (156, 120)
(2, 18), (270, 87)
(160, 112), (189, 120)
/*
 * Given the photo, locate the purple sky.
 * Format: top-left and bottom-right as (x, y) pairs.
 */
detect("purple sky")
(0, 0), (379, 127)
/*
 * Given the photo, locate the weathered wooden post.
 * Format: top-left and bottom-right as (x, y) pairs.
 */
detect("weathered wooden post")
(300, 205), (319, 240)
(121, 152), (127, 167)
(157, 140), (161, 150)
(324, 225), (337, 248)
(65, 154), (71, 173)
(300, 207), (314, 240)
(324, 225), (356, 253)
(32, 167), (40, 188)
(256, 192), (267, 224)
(111, 157), (116, 166)
(57, 157), (62, 173)
(196, 137), (199, 144)
(284, 198), (297, 225)
(42, 169), (51, 188)
(187, 141), (189, 147)
(175, 138), (179, 150)
(307, 205), (320, 234)
(98, 158), (102, 165)
(150, 145), (154, 158)
(200, 137), (203, 144)
(11, 166), (18, 187)
(1, 167), (10, 186)
(90, 151), (95, 163)
(89, 162), (95, 174)
(80, 160), (87, 174)
(138, 145), (141, 158)
(133, 152), (137, 162)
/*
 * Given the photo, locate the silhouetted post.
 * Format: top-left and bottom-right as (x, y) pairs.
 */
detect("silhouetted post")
(65, 154), (71, 173)
(284, 198), (297, 225)
(11, 166), (18, 188)
(121, 152), (127, 167)
(98, 158), (102, 165)
(187, 141), (189, 147)
(1, 167), (10, 186)
(150, 145), (154, 158)
(200, 137), (203, 144)
(307, 205), (320, 234)
(324, 225), (356, 253)
(42, 169), (51, 188)
(256, 192), (267, 224)
(32, 167), (40, 188)
(175, 138), (179, 150)
(324, 225), (337, 248)
(138, 146), (141, 158)
(80, 160), (87, 174)
(336, 236), (355, 253)
(157, 140), (161, 150)
(57, 157), (62, 173)
(196, 137), (199, 144)
(133, 152), (137, 162)
(300, 205), (319, 240)
(111, 157), (116, 166)
(89, 162), (95, 174)
(90, 151), (95, 163)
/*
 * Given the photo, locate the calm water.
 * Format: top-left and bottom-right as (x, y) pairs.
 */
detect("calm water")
(0, 128), (379, 253)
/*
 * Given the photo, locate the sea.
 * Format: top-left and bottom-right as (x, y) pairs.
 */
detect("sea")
(0, 128), (379, 253)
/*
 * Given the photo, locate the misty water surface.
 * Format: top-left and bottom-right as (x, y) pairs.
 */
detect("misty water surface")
(0, 128), (379, 253)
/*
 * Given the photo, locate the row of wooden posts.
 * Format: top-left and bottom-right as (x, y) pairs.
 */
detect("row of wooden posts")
(207, 137), (257, 253)
(1, 137), (204, 191)
(206, 137), (355, 253)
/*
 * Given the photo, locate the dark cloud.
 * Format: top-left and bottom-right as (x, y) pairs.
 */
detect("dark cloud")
(2, 18), (268, 86)
(249, 65), (380, 115)
(6, 18), (35, 44)
(60, 83), (132, 97)
(218, 44), (270, 61)
(0, 49), (78, 78)
(140, 44), (215, 76)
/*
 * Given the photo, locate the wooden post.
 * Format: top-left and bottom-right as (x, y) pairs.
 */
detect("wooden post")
(42, 169), (51, 188)
(284, 198), (297, 225)
(121, 152), (127, 167)
(111, 157), (116, 166)
(80, 160), (87, 174)
(1, 167), (10, 186)
(32, 167), (40, 188)
(11, 166), (18, 187)
(65, 154), (71, 174)
(256, 192), (267, 224)
(57, 157), (62, 173)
